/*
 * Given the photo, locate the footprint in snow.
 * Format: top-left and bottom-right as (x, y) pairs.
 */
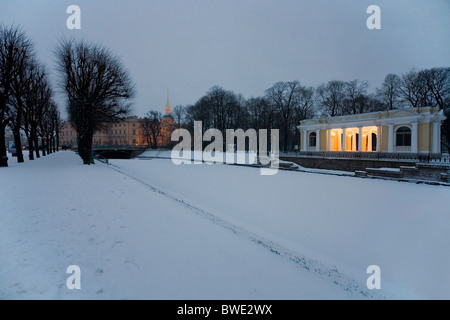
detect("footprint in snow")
(112, 240), (123, 249)
(120, 226), (130, 233)
(125, 260), (140, 275)
(95, 268), (104, 276)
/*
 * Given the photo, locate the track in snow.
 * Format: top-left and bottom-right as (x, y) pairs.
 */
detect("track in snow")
(104, 161), (385, 300)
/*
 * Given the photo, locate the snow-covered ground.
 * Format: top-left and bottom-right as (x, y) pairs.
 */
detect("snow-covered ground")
(1, 151), (449, 299)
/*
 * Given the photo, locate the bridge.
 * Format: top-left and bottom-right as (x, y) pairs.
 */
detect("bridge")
(92, 146), (148, 159)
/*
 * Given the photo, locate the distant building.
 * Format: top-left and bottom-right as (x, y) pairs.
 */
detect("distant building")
(4, 127), (13, 149)
(298, 106), (446, 155)
(59, 123), (77, 147)
(59, 116), (145, 148)
(159, 90), (176, 147)
(93, 116), (146, 147)
(4, 127), (27, 150)
(59, 92), (177, 149)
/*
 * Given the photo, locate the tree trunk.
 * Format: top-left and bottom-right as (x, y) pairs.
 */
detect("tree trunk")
(0, 125), (8, 167)
(47, 137), (52, 154)
(53, 136), (57, 153)
(78, 129), (94, 165)
(28, 138), (34, 161)
(13, 129), (24, 163)
(41, 138), (46, 156)
(34, 137), (40, 158)
(283, 123), (289, 153)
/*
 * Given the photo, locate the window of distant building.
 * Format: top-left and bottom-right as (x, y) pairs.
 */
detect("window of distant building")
(396, 126), (412, 147)
(309, 132), (317, 148)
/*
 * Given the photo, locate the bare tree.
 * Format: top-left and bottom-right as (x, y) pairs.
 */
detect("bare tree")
(140, 110), (162, 149)
(22, 63), (51, 160)
(343, 79), (369, 114)
(0, 25), (33, 167)
(205, 86), (241, 133)
(365, 93), (386, 113)
(53, 108), (63, 152)
(246, 97), (273, 131)
(419, 67), (450, 152)
(40, 102), (59, 155)
(317, 80), (346, 117)
(183, 86), (243, 143)
(265, 81), (315, 151)
(377, 74), (402, 110)
(420, 67), (450, 110)
(56, 39), (135, 165)
(8, 60), (33, 163)
(400, 69), (432, 108)
(172, 105), (186, 128)
(185, 97), (212, 134)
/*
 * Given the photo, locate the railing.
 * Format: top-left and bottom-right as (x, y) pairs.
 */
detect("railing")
(280, 151), (450, 163)
(92, 145), (148, 150)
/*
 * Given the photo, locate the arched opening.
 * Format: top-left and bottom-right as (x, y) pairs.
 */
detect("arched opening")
(396, 126), (412, 147)
(309, 132), (317, 148)
(371, 132), (377, 152)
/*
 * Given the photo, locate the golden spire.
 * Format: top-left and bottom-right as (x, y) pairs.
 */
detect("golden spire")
(165, 89), (171, 115)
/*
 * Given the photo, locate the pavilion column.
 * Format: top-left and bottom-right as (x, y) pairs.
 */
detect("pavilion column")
(302, 130), (307, 151)
(358, 127), (363, 152)
(432, 121), (441, 154)
(328, 129), (332, 151)
(352, 132), (356, 151)
(376, 126), (381, 152)
(316, 129), (320, 152)
(411, 122), (418, 154)
(388, 124), (394, 153)
(342, 128), (346, 152)
(338, 130), (342, 151)
(368, 130), (373, 152)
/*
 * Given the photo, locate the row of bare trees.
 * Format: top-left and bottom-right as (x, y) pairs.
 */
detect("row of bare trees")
(5, 23), (446, 163)
(140, 111), (163, 149)
(316, 68), (449, 117)
(169, 83), (315, 152)
(172, 67), (449, 152)
(2, 24), (135, 166)
(1, 25), (62, 167)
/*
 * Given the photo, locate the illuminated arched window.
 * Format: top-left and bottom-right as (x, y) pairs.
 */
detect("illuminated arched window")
(396, 126), (411, 147)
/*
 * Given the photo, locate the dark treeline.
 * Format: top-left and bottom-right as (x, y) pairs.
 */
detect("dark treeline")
(2, 23), (449, 167)
(172, 68), (449, 152)
(1, 25), (62, 167)
(1, 23), (135, 167)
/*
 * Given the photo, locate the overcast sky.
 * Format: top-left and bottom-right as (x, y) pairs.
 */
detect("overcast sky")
(1, 0), (449, 118)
